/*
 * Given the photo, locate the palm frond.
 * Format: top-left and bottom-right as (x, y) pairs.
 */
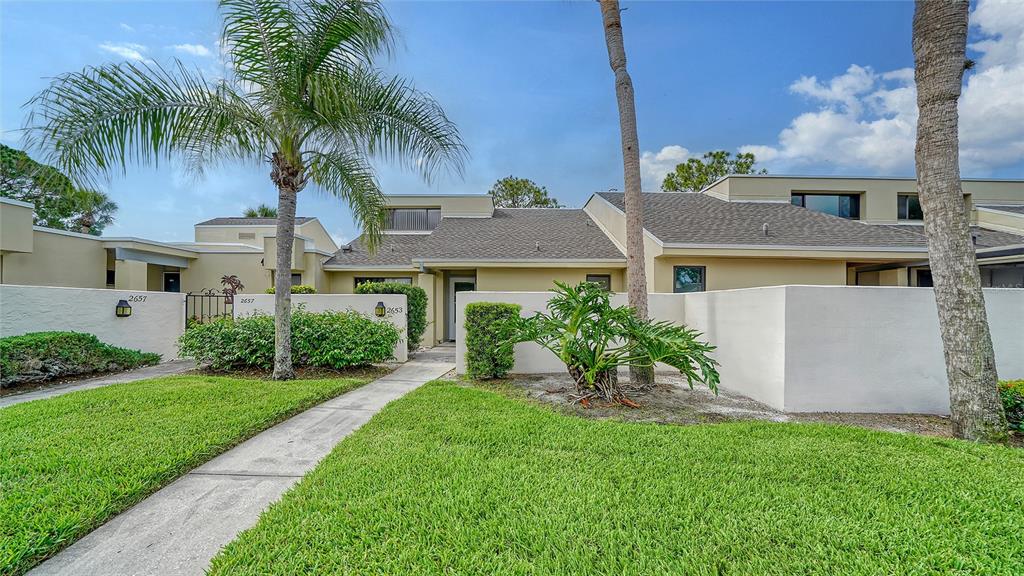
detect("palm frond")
(295, 0), (394, 79)
(219, 0), (299, 93)
(306, 149), (386, 249)
(24, 61), (265, 188)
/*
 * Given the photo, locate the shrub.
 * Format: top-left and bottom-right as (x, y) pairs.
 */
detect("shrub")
(465, 302), (521, 379)
(1000, 380), (1024, 433)
(264, 285), (317, 294)
(355, 282), (428, 351)
(510, 282), (719, 402)
(178, 309), (400, 371)
(0, 332), (160, 388)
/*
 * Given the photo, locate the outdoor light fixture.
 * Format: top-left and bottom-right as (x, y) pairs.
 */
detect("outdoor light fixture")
(115, 299), (132, 317)
(374, 301), (386, 318)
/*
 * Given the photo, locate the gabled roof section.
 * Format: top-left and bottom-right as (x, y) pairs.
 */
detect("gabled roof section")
(324, 208), (625, 268)
(597, 192), (929, 249)
(196, 216), (315, 226)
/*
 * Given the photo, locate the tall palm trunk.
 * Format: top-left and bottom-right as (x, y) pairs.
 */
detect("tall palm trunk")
(598, 0), (652, 388)
(912, 0), (1006, 441)
(270, 152), (304, 380)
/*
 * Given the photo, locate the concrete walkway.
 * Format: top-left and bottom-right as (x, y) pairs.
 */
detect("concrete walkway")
(30, 351), (454, 576)
(0, 360), (196, 409)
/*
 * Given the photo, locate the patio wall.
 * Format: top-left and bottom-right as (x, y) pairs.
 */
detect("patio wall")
(455, 286), (1024, 414)
(0, 285), (185, 360)
(233, 294), (409, 362)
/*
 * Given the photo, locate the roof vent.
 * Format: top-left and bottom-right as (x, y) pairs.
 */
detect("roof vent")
(971, 231), (979, 246)
(341, 244), (353, 252)
(762, 223), (770, 237)
(535, 241), (541, 252)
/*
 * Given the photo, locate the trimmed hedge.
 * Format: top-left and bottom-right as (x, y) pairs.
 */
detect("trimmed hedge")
(265, 285), (317, 294)
(355, 282), (427, 351)
(178, 309), (400, 372)
(465, 302), (521, 379)
(0, 332), (160, 388)
(1001, 380), (1024, 433)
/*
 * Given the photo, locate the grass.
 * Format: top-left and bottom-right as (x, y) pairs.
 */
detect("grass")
(210, 380), (1024, 576)
(0, 373), (372, 575)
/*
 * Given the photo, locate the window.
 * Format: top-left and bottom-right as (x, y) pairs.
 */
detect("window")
(791, 193), (861, 219)
(106, 270), (115, 286)
(385, 208), (441, 231)
(898, 194), (923, 220)
(238, 232), (256, 240)
(585, 274), (612, 291)
(673, 266), (706, 293)
(355, 277), (412, 288)
(290, 273), (302, 286)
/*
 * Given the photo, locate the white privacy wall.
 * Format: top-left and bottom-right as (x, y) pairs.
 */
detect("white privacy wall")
(455, 286), (1024, 415)
(0, 285), (185, 360)
(233, 294), (408, 362)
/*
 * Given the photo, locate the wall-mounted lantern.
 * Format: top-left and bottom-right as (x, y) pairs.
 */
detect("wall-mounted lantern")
(115, 299), (132, 317)
(374, 301), (386, 318)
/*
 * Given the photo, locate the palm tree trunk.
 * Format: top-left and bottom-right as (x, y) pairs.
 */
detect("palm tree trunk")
(598, 0), (652, 389)
(271, 152), (301, 380)
(912, 0), (1006, 442)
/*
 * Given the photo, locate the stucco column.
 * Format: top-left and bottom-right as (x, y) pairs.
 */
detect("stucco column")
(114, 259), (148, 291)
(418, 272), (436, 346)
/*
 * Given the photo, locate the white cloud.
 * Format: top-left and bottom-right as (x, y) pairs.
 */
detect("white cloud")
(170, 43), (213, 57)
(639, 145), (690, 191)
(98, 41), (149, 62)
(119, 23), (134, 32)
(741, 0), (1024, 176)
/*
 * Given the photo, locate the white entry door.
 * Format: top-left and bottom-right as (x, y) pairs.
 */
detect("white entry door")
(447, 276), (476, 341)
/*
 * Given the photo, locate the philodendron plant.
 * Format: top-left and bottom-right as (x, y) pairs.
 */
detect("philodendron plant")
(510, 281), (720, 403)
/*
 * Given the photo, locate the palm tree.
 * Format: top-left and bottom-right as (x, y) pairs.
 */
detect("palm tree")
(26, 0), (465, 380)
(598, 0), (652, 389)
(243, 203), (277, 218)
(912, 0), (1006, 441)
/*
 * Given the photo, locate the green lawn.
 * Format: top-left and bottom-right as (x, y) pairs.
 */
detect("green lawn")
(211, 381), (1024, 576)
(0, 374), (372, 575)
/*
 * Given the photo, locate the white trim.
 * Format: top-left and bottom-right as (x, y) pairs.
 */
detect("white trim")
(382, 230), (433, 235)
(323, 264), (419, 271)
(417, 258), (627, 265)
(447, 275), (476, 340)
(0, 197), (34, 208)
(33, 226), (103, 241)
(660, 242), (928, 253)
(977, 206), (1024, 215)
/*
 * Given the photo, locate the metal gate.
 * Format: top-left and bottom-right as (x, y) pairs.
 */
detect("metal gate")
(185, 291), (233, 324)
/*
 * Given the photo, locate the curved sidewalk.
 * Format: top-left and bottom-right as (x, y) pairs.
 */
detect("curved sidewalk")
(30, 351), (454, 576)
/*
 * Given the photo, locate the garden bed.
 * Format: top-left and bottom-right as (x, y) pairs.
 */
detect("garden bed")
(209, 381), (1024, 575)
(0, 373), (374, 575)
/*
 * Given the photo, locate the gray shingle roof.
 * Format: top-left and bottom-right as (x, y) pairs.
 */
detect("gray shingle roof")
(324, 209), (624, 267)
(196, 217), (315, 226)
(597, 192), (929, 249)
(978, 205), (1024, 215)
(878, 225), (1024, 249)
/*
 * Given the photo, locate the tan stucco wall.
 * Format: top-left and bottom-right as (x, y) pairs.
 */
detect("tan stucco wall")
(0, 200), (34, 254)
(475, 267), (626, 292)
(977, 208), (1024, 234)
(194, 225), (277, 246)
(652, 256), (848, 292)
(180, 252), (270, 294)
(584, 195), (655, 291)
(385, 194), (493, 218)
(1, 230), (107, 288)
(295, 221), (338, 252)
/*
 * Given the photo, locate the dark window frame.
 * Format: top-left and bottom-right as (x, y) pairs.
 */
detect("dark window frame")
(585, 274), (612, 291)
(672, 265), (706, 293)
(290, 273), (303, 286)
(384, 208), (441, 231)
(897, 194), (923, 220)
(791, 192), (862, 220)
(106, 270), (116, 286)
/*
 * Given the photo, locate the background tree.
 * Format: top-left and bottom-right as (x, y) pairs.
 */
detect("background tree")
(598, 0), (652, 389)
(661, 150), (766, 193)
(1, 143), (117, 235)
(243, 203), (277, 218)
(912, 0), (1006, 442)
(488, 176), (562, 208)
(26, 0), (464, 380)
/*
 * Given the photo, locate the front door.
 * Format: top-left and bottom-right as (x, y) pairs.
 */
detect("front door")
(163, 272), (181, 293)
(447, 276), (476, 341)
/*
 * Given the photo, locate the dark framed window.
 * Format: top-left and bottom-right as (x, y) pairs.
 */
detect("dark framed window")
(916, 270), (933, 287)
(791, 193), (861, 219)
(290, 273), (302, 286)
(585, 274), (612, 291)
(355, 277), (412, 288)
(898, 194), (923, 220)
(673, 266), (706, 293)
(106, 270), (115, 286)
(385, 208), (441, 231)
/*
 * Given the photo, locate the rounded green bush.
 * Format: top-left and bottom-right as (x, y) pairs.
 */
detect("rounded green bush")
(465, 302), (521, 379)
(355, 282), (427, 351)
(0, 331), (160, 388)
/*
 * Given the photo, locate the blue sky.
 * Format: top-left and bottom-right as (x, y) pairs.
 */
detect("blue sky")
(2, 0), (1022, 245)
